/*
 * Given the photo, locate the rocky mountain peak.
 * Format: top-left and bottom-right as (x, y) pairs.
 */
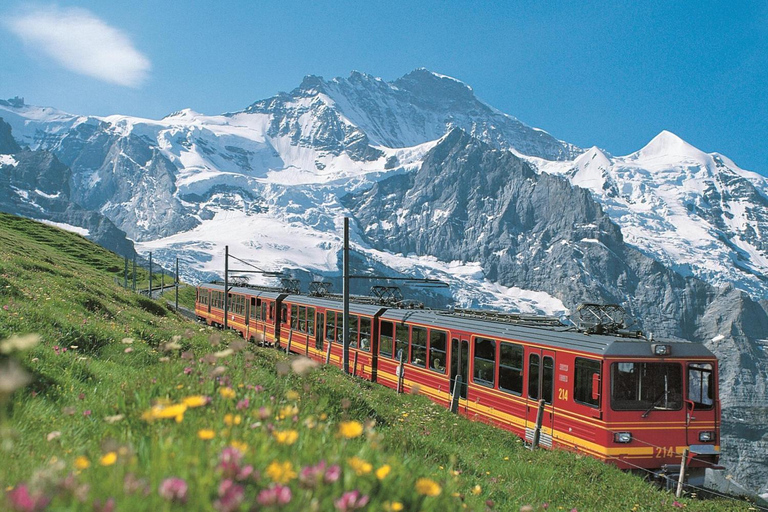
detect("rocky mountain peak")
(0, 118), (22, 154)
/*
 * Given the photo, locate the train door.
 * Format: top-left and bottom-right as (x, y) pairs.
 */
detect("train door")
(525, 348), (556, 447)
(450, 338), (469, 405)
(685, 362), (718, 450)
(316, 312), (325, 351)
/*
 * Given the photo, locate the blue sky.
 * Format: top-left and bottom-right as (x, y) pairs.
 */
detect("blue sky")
(2, 1), (767, 173)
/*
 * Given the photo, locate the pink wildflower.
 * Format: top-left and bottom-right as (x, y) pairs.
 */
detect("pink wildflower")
(158, 477), (188, 503)
(218, 447), (244, 478)
(257, 484), (292, 507)
(82, 410), (91, 417)
(214, 480), (244, 512)
(335, 490), (369, 511)
(324, 464), (341, 484)
(672, 502), (684, 508)
(183, 367), (193, 375)
(6, 484), (50, 512)
(235, 398), (250, 410)
(93, 497), (116, 512)
(299, 461), (327, 488)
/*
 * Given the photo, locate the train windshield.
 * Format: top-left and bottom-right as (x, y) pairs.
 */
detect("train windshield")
(610, 362), (682, 412)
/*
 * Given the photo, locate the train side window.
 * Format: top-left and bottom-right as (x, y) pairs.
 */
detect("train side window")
(359, 317), (371, 352)
(300, 307), (308, 333)
(574, 358), (600, 407)
(290, 305), (298, 330)
(326, 311), (337, 343)
(307, 307), (315, 336)
(411, 326), (427, 367)
(429, 329), (447, 373)
(499, 343), (523, 395)
(395, 324), (409, 361)
(380, 321), (394, 358)
(528, 354), (540, 400)
(688, 363), (714, 410)
(349, 315), (360, 348)
(542, 356), (554, 404)
(473, 338), (496, 387)
(268, 302), (274, 321)
(250, 298), (257, 318)
(281, 304), (288, 325)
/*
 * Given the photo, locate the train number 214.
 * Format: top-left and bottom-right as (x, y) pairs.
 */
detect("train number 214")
(558, 388), (568, 401)
(654, 446), (676, 458)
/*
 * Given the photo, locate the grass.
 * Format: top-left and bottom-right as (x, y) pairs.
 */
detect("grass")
(0, 212), (755, 511)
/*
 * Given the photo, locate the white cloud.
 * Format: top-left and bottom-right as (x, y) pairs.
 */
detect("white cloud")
(5, 6), (151, 87)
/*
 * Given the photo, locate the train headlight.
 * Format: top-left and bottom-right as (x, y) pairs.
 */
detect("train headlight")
(614, 432), (632, 443)
(699, 431), (715, 442)
(652, 344), (671, 356)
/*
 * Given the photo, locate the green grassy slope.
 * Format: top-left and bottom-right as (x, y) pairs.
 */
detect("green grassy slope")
(0, 212), (751, 511)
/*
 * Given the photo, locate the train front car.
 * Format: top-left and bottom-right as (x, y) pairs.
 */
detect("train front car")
(601, 339), (720, 484)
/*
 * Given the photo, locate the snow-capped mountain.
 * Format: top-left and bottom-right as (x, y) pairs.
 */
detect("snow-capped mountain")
(1, 69), (768, 492)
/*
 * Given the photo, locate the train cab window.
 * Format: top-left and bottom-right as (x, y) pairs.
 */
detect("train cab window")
(528, 354), (540, 400)
(395, 324), (409, 361)
(610, 362), (682, 411)
(429, 330), (447, 373)
(307, 307), (316, 336)
(380, 321), (394, 358)
(281, 304), (288, 325)
(473, 338), (496, 387)
(410, 326), (427, 367)
(359, 317), (371, 352)
(574, 358), (600, 407)
(688, 363), (714, 410)
(499, 343), (523, 395)
(290, 305), (298, 330)
(326, 311), (337, 343)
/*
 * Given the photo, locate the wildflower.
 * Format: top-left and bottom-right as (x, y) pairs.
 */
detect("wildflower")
(100, 452), (118, 466)
(214, 480), (244, 512)
(258, 406), (272, 420)
(219, 387), (236, 399)
(46, 431), (61, 442)
(415, 477), (442, 497)
(0, 360), (31, 397)
(471, 484), (482, 495)
(236, 398), (249, 410)
(214, 348), (234, 358)
(347, 457), (372, 476)
(141, 403), (187, 423)
(384, 502), (404, 512)
(218, 447), (244, 478)
(257, 484), (292, 506)
(121, 338), (134, 344)
(290, 356), (319, 376)
(266, 460), (297, 484)
(93, 497), (116, 512)
(299, 461), (327, 488)
(6, 484), (50, 512)
(375, 464), (391, 480)
(83, 410), (91, 417)
(672, 502), (684, 508)
(325, 464), (341, 483)
(158, 477), (188, 503)
(161, 340), (182, 352)
(334, 490), (369, 512)
(285, 389), (300, 401)
(198, 429), (215, 440)
(0, 333), (41, 354)
(229, 441), (248, 453)
(74, 456), (90, 470)
(273, 429), (299, 445)
(182, 395), (209, 408)
(230, 340), (246, 352)
(183, 367), (193, 375)
(104, 414), (124, 424)
(223, 414), (242, 426)
(278, 405), (298, 419)
(181, 350), (194, 360)
(124, 347), (134, 353)
(338, 420), (364, 439)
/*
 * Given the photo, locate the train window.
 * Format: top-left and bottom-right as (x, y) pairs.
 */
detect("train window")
(281, 304), (288, 325)
(429, 330), (447, 373)
(574, 358), (600, 407)
(261, 301), (267, 321)
(269, 303), (275, 321)
(326, 311), (337, 343)
(250, 298), (257, 318)
(499, 343), (523, 395)
(290, 305), (298, 330)
(528, 354), (540, 400)
(307, 307), (315, 336)
(395, 324), (409, 361)
(411, 327), (427, 367)
(542, 357), (554, 404)
(349, 316), (360, 348)
(380, 321), (394, 358)
(611, 362), (682, 411)
(687, 363), (714, 410)
(473, 338), (496, 387)
(359, 317), (371, 352)
(298, 307), (307, 333)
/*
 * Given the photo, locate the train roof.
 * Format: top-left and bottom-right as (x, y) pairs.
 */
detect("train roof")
(198, 282), (285, 300)
(282, 294), (387, 317)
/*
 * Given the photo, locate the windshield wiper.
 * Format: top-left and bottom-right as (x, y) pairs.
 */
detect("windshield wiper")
(641, 390), (668, 418)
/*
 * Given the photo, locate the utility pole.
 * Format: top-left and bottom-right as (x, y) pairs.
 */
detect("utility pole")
(124, 256), (128, 288)
(224, 245), (229, 330)
(343, 217), (350, 374)
(149, 252), (153, 296)
(132, 254), (137, 292)
(175, 257), (179, 312)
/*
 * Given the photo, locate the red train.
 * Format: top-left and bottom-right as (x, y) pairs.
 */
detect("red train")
(195, 283), (720, 484)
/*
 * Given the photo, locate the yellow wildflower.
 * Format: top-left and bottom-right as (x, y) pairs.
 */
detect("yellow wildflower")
(384, 503), (404, 512)
(182, 395), (208, 408)
(198, 429), (215, 440)
(285, 389), (300, 401)
(415, 477), (442, 497)
(266, 460), (297, 484)
(230, 440), (249, 453)
(471, 484), (482, 495)
(224, 414), (242, 426)
(273, 429), (299, 445)
(278, 405), (298, 419)
(141, 403), (188, 422)
(99, 452), (117, 466)
(219, 387), (236, 399)
(338, 420), (364, 439)
(375, 464), (391, 480)
(347, 456), (372, 476)
(74, 456), (90, 470)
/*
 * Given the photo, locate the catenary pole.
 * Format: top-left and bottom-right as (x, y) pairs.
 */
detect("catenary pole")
(224, 245), (229, 330)
(343, 217), (350, 375)
(175, 257), (179, 312)
(149, 252), (153, 295)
